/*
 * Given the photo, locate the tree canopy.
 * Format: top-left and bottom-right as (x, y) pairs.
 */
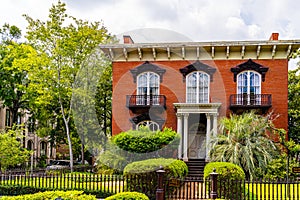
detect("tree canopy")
(288, 65), (300, 144)
(0, 128), (31, 171)
(0, 24), (43, 127)
(23, 0), (113, 171)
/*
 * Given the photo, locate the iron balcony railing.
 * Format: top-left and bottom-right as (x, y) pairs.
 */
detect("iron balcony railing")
(126, 95), (166, 108)
(230, 94), (272, 107)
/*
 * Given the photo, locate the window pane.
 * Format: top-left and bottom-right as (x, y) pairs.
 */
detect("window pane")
(187, 72), (209, 103)
(237, 71), (261, 95)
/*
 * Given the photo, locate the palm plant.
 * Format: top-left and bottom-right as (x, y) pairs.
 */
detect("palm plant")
(209, 111), (279, 180)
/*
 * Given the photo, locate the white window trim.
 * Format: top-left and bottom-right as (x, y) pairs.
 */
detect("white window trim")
(137, 72), (160, 105)
(237, 70), (262, 105)
(236, 70), (261, 95)
(137, 72), (160, 95)
(186, 71), (210, 103)
(136, 120), (160, 131)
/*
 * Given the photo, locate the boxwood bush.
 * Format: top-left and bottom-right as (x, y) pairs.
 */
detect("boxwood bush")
(112, 127), (179, 154)
(123, 158), (187, 200)
(105, 192), (149, 200)
(98, 127), (180, 172)
(0, 185), (114, 199)
(204, 162), (245, 199)
(0, 190), (97, 200)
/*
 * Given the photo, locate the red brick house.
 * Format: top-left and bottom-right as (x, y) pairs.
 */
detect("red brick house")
(100, 33), (300, 162)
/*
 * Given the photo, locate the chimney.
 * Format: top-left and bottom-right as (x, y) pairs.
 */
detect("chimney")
(269, 33), (279, 41)
(123, 35), (134, 44)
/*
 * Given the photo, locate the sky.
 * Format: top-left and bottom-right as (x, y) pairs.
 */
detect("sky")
(0, 0), (299, 66)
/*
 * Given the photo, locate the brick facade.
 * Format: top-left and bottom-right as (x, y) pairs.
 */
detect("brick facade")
(111, 59), (288, 135)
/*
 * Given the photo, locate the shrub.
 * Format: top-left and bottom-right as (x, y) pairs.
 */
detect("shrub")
(0, 185), (113, 199)
(105, 192), (149, 200)
(98, 127), (180, 172)
(112, 127), (179, 154)
(204, 162), (245, 180)
(124, 158), (187, 177)
(204, 162), (245, 199)
(123, 158), (187, 200)
(257, 154), (299, 179)
(0, 190), (97, 200)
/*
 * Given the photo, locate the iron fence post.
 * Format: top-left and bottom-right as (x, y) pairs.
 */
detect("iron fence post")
(156, 167), (165, 200)
(210, 168), (218, 199)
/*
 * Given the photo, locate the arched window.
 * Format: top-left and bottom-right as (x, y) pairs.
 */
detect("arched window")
(137, 72), (160, 105)
(27, 140), (33, 150)
(137, 120), (160, 131)
(40, 141), (47, 156)
(237, 71), (261, 105)
(186, 72), (209, 103)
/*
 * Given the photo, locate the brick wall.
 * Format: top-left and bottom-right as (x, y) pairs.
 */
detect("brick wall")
(112, 59), (288, 135)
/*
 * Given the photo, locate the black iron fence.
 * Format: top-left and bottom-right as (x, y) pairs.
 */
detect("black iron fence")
(165, 176), (300, 200)
(1, 171), (300, 200)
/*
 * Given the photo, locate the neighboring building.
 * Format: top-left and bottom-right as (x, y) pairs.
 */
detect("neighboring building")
(101, 33), (300, 162)
(0, 105), (56, 167)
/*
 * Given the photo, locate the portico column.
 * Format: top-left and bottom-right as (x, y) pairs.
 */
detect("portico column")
(176, 113), (183, 159)
(183, 113), (189, 161)
(213, 113), (218, 136)
(205, 113), (211, 161)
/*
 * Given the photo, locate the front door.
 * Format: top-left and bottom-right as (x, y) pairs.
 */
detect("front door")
(188, 123), (206, 159)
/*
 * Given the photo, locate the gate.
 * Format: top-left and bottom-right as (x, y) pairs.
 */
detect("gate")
(165, 177), (211, 199)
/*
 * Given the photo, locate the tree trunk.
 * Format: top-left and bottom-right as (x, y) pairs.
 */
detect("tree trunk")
(64, 119), (73, 172)
(81, 143), (85, 165)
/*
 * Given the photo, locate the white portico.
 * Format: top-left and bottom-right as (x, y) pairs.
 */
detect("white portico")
(174, 103), (221, 161)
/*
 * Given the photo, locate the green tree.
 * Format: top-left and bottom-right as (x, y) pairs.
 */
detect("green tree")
(209, 111), (279, 179)
(0, 128), (31, 172)
(95, 62), (112, 137)
(0, 24), (43, 127)
(0, 23), (21, 43)
(23, 1), (112, 171)
(288, 65), (300, 144)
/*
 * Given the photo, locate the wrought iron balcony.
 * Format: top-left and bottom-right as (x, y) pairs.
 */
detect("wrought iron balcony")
(229, 94), (272, 112)
(126, 95), (166, 112)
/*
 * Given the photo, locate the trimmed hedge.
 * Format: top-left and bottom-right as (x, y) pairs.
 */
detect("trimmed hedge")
(0, 190), (97, 200)
(204, 162), (245, 199)
(204, 162), (245, 180)
(112, 127), (179, 153)
(123, 158), (187, 200)
(0, 185), (114, 199)
(124, 158), (188, 177)
(105, 192), (149, 200)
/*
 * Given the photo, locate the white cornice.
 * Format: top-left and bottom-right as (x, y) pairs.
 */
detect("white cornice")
(100, 40), (300, 61)
(173, 103), (221, 114)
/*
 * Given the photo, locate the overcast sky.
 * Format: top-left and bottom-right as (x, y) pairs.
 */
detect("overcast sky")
(1, 0), (299, 66)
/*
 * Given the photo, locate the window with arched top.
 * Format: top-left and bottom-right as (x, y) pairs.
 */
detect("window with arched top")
(27, 140), (33, 150)
(137, 72), (160, 105)
(237, 71), (261, 105)
(186, 71), (209, 103)
(237, 71), (261, 95)
(40, 141), (47, 156)
(137, 120), (160, 131)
